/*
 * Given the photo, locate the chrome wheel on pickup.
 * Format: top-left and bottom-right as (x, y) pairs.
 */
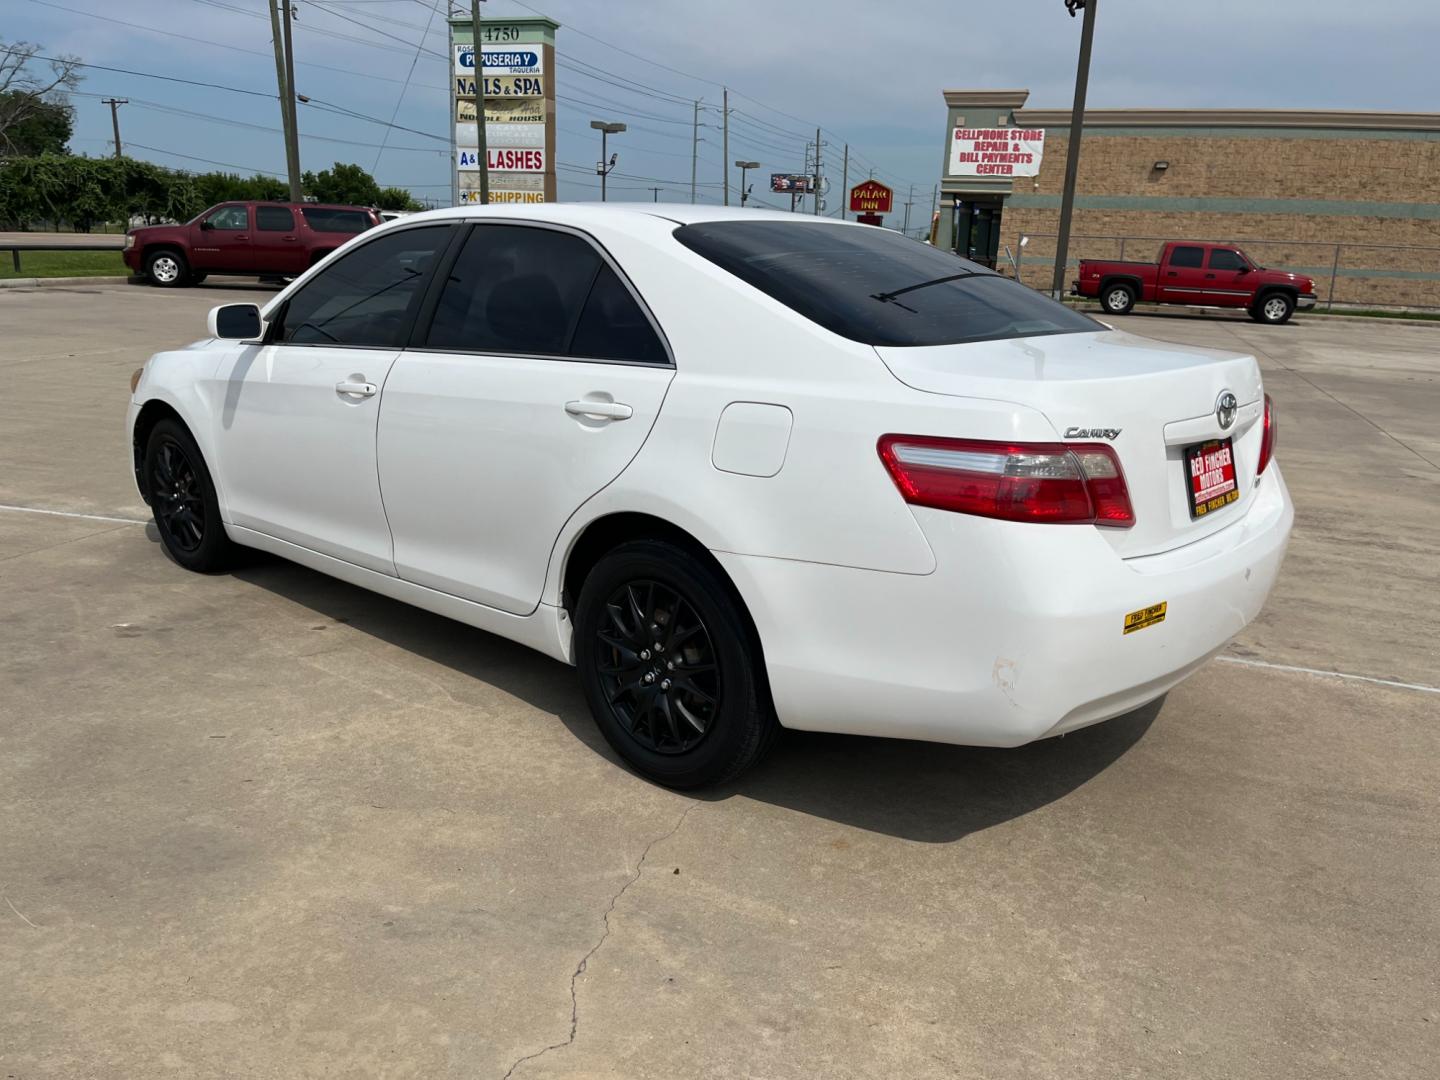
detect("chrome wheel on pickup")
(1103, 283), (1136, 315)
(1251, 292), (1295, 325)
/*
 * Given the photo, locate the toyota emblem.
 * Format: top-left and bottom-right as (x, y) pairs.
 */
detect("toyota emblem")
(1216, 390), (1238, 431)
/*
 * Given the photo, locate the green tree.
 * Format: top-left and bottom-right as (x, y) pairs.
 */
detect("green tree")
(375, 185), (421, 211)
(302, 161), (382, 206)
(193, 170), (287, 207)
(0, 92), (72, 155)
(0, 39), (81, 156)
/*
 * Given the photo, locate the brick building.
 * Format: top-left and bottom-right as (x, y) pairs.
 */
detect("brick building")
(935, 89), (1440, 308)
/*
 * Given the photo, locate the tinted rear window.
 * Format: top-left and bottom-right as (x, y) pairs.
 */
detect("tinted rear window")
(302, 208), (373, 234)
(674, 221), (1099, 347)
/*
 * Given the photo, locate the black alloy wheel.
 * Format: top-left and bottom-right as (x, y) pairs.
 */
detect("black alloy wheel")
(144, 418), (237, 573)
(595, 579), (722, 755)
(575, 540), (777, 788)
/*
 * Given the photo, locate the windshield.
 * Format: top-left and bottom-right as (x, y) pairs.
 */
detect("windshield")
(674, 221), (1100, 347)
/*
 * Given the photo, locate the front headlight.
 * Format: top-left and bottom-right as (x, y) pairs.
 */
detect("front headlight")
(124, 234), (135, 250)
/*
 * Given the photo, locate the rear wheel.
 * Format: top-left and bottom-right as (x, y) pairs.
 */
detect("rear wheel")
(1102, 282), (1136, 315)
(574, 540), (776, 788)
(145, 249), (189, 288)
(1251, 292), (1295, 324)
(144, 419), (236, 573)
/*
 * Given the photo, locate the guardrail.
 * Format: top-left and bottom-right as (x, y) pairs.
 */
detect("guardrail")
(2, 242), (127, 275)
(1009, 232), (1440, 312)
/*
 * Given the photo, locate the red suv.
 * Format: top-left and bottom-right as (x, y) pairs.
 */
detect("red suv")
(124, 201), (381, 287)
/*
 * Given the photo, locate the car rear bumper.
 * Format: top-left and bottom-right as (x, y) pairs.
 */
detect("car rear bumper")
(717, 466), (1292, 747)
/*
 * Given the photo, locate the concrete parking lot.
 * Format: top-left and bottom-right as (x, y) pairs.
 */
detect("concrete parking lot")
(1, 283), (1436, 1079)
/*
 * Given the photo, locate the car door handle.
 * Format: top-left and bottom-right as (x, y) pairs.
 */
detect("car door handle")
(1205, 273), (1216, 279)
(1166, 271), (1178, 277)
(336, 379), (377, 397)
(282, 235), (298, 241)
(565, 399), (632, 421)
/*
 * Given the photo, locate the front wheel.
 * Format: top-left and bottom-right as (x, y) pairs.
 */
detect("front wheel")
(574, 540), (777, 788)
(1251, 292), (1295, 324)
(1102, 283), (1136, 315)
(145, 249), (189, 287)
(144, 419), (237, 573)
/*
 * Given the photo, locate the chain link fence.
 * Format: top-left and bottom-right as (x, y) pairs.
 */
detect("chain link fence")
(1008, 233), (1440, 312)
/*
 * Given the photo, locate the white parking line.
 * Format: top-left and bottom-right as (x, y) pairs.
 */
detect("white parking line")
(0, 503), (147, 525)
(1217, 655), (1440, 695)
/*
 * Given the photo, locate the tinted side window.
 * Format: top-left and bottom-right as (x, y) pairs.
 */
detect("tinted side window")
(570, 264), (668, 364)
(206, 206), (248, 230)
(1208, 248), (1246, 271)
(674, 221), (1099, 348)
(426, 225), (602, 355)
(302, 208), (373, 234)
(256, 206), (295, 231)
(1169, 246), (1205, 268)
(277, 225), (450, 347)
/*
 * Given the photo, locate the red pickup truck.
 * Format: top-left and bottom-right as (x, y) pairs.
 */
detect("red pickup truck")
(123, 201), (380, 287)
(1073, 241), (1317, 324)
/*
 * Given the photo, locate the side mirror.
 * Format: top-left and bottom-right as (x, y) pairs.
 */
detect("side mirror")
(208, 303), (263, 340)
(199, 219), (213, 231)
(1236, 264), (1251, 274)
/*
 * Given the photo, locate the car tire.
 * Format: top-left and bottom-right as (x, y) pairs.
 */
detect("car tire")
(143, 418), (237, 573)
(574, 539), (777, 789)
(1251, 292), (1295, 324)
(1102, 282), (1136, 315)
(145, 249), (190, 288)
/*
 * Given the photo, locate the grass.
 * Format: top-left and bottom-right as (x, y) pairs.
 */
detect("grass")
(0, 249), (130, 279)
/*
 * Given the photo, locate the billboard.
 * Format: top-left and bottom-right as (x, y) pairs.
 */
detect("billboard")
(456, 98), (546, 124)
(455, 76), (545, 98)
(948, 127), (1045, 177)
(459, 147), (546, 172)
(456, 122), (545, 148)
(770, 173), (815, 194)
(849, 179), (894, 214)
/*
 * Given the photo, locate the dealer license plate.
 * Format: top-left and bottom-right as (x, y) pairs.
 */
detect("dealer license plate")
(1185, 437), (1239, 519)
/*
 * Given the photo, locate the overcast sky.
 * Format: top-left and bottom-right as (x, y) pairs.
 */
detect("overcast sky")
(9, 0), (1438, 209)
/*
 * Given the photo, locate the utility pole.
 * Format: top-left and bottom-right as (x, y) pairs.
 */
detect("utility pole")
(812, 126), (821, 215)
(649, 186), (662, 202)
(690, 99), (700, 204)
(471, 0), (490, 204)
(101, 98), (127, 158)
(903, 183), (914, 234)
(722, 87), (730, 206)
(267, 1), (295, 191)
(278, 0), (303, 201)
(1052, 0), (1098, 299)
(839, 143), (848, 220)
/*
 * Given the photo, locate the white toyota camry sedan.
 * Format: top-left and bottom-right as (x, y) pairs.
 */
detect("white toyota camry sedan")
(127, 204), (1292, 787)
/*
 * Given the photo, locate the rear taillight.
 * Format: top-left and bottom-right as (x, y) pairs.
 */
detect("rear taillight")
(1257, 393), (1276, 475)
(877, 435), (1135, 527)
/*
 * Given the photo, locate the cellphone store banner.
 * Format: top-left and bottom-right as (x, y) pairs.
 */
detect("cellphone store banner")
(949, 128), (1045, 177)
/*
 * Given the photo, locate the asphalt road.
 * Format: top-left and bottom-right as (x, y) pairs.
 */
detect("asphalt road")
(1, 283), (1436, 1079)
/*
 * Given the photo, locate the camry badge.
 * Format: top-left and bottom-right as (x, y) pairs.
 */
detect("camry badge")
(1216, 390), (1238, 431)
(1064, 427), (1122, 440)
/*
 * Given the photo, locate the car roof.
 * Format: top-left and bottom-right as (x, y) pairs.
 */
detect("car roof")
(396, 202), (863, 230)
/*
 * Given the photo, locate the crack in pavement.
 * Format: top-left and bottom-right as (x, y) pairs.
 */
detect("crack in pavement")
(501, 799), (700, 1080)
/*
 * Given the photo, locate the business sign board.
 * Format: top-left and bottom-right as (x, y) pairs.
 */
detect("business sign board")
(456, 98), (546, 124)
(770, 173), (815, 194)
(454, 43), (545, 76)
(458, 147), (546, 172)
(948, 127), (1045, 177)
(450, 15), (557, 206)
(456, 122), (545, 148)
(849, 179), (894, 214)
(455, 76), (545, 98)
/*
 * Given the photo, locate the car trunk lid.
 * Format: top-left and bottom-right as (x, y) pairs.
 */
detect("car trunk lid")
(874, 329), (1265, 557)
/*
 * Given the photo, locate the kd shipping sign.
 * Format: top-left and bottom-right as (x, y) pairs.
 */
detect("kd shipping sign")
(949, 128), (1045, 177)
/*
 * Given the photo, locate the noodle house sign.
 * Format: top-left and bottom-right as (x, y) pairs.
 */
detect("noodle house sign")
(949, 127), (1045, 177)
(849, 179), (894, 214)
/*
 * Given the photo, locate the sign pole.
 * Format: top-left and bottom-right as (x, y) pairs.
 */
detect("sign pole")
(470, 0), (490, 205)
(840, 144), (847, 221)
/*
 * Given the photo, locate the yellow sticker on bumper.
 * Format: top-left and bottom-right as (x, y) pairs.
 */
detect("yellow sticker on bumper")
(1123, 601), (1167, 635)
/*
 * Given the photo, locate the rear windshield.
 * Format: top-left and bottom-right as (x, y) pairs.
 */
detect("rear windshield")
(301, 208), (373, 234)
(674, 221), (1100, 347)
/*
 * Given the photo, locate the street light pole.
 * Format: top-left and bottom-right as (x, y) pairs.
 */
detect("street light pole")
(279, 0), (303, 202)
(101, 98), (127, 158)
(1051, 0), (1098, 299)
(591, 120), (625, 201)
(735, 161), (759, 206)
